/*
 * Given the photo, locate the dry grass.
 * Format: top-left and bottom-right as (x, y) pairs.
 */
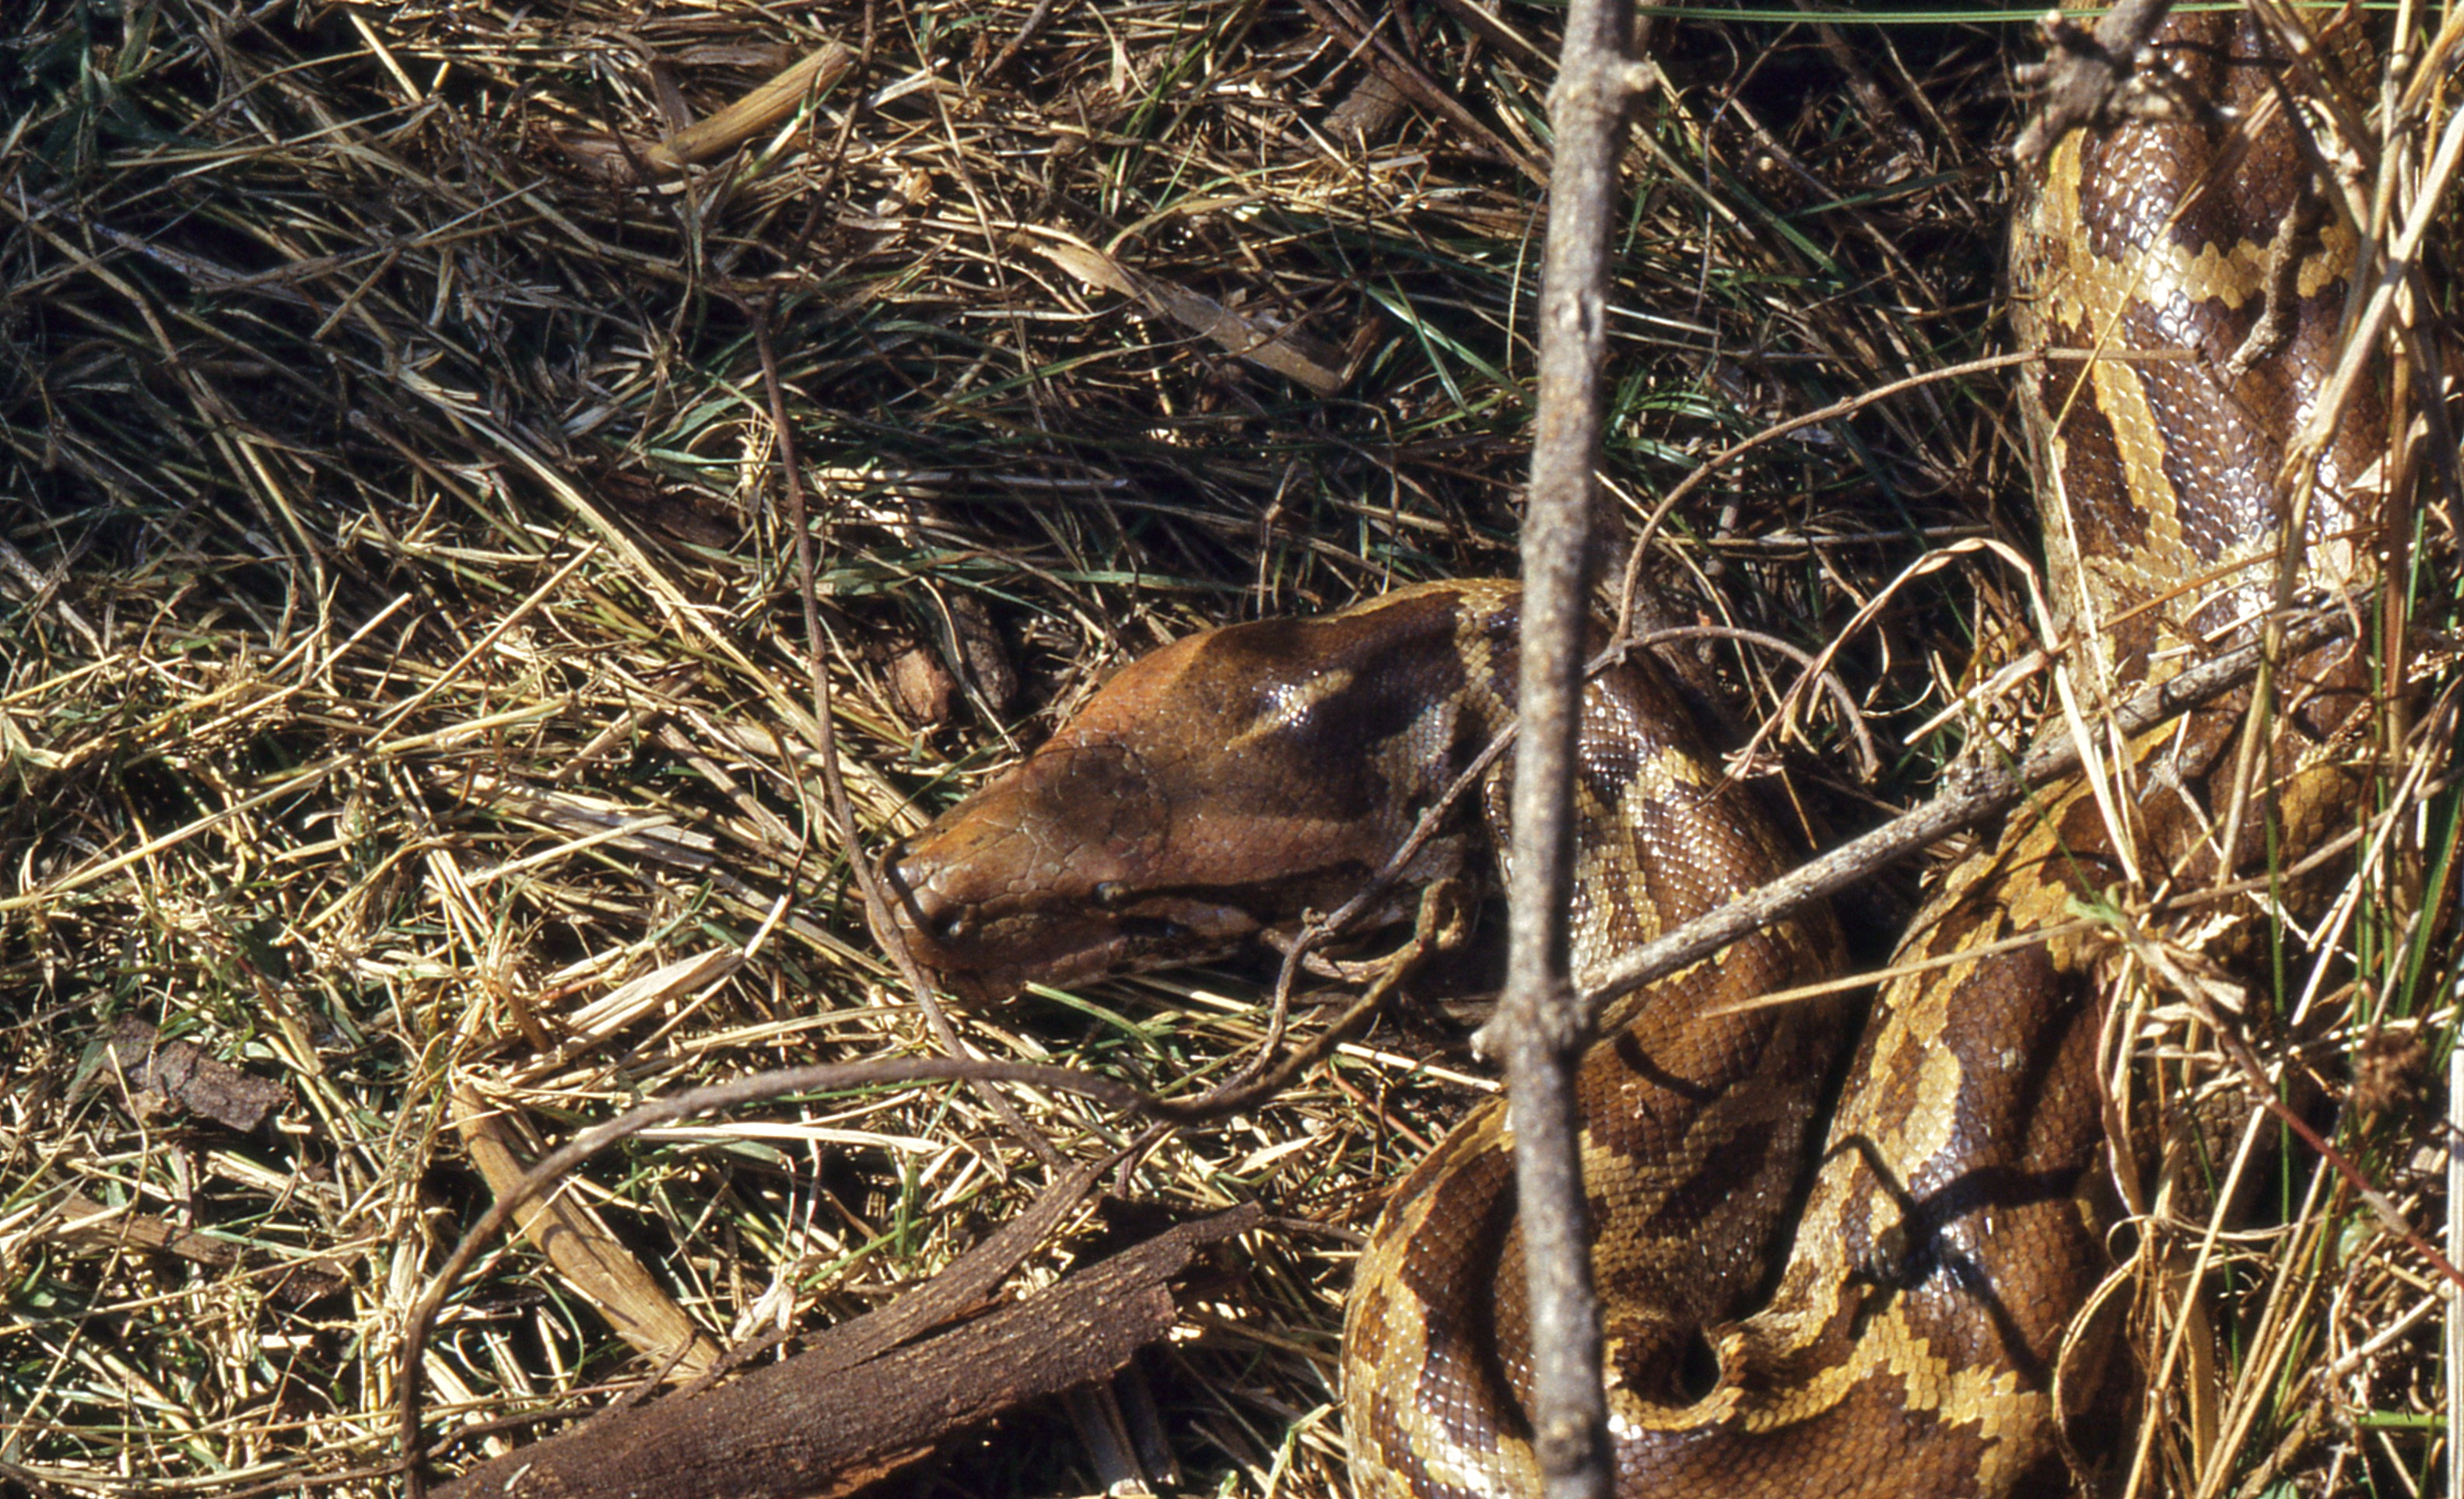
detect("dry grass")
(0, 2), (2453, 1497)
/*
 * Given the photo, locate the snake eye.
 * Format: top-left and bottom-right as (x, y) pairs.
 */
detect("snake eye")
(1092, 881), (1128, 909)
(934, 909), (973, 942)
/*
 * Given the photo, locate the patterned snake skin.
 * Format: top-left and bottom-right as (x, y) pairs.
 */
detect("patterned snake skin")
(876, 7), (2388, 1494)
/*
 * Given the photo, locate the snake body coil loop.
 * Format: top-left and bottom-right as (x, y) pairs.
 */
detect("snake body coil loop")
(881, 9), (2389, 1494)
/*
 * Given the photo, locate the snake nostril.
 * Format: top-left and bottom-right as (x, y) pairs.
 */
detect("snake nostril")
(892, 873), (975, 947)
(876, 843), (969, 944)
(882, 848), (941, 913)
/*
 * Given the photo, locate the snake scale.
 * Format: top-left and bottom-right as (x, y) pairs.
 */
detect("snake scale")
(877, 7), (2388, 1494)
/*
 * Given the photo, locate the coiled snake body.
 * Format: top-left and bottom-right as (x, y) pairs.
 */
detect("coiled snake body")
(880, 9), (2386, 1494)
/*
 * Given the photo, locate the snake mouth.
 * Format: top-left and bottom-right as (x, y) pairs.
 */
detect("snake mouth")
(988, 895), (1264, 998)
(872, 848), (1262, 1001)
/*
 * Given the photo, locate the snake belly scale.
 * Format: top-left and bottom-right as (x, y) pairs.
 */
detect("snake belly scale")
(876, 8), (2388, 1495)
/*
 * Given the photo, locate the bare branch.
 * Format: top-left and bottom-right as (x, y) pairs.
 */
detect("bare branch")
(1502, 0), (1650, 1494)
(1627, 624), (1881, 782)
(2010, 0), (2185, 165)
(755, 313), (1066, 1175)
(1581, 604), (2359, 1015)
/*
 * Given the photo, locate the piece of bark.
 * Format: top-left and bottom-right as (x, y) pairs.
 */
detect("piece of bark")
(1289, 0), (1547, 185)
(766, 1162), (1105, 1381)
(942, 593), (1016, 716)
(879, 594), (1011, 730)
(91, 1017), (289, 1132)
(1326, 71), (1409, 142)
(433, 1202), (1259, 1499)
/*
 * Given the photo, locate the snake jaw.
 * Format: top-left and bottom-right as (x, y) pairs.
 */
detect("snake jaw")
(874, 803), (1270, 1001)
(876, 886), (1264, 1003)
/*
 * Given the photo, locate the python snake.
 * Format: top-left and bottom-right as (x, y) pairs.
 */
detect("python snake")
(877, 7), (2389, 1494)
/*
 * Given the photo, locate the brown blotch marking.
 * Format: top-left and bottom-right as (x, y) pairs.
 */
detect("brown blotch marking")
(2041, 374), (2148, 559)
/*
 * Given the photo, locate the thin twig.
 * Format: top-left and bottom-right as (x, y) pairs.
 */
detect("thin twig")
(1609, 348), (2189, 646)
(1628, 623), (1880, 781)
(1502, 0), (1647, 1494)
(755, 317), (1065, 1173)
(982, 0), (1062, 77)
(2010, 0), (2184, 165)
(1581, 604), (2359, 1016)
(2122, 926), (2464, 1294)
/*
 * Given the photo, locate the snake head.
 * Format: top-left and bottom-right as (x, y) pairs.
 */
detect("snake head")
(874, 590), (1492, 1003)
(874, 732), (1269, 1003)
